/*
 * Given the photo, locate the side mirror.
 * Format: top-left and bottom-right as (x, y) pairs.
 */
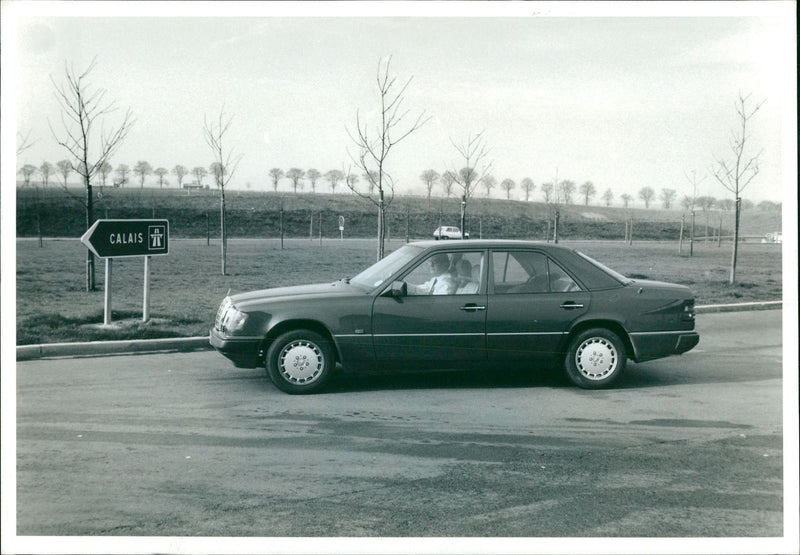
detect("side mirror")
(390, 280), (407, 297)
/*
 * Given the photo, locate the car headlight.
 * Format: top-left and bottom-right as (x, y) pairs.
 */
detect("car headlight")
(223, 308), (248, 332)
(216, 297), (248, 333)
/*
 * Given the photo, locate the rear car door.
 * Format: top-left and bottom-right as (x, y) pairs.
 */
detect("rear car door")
(487, 249), (589, 363)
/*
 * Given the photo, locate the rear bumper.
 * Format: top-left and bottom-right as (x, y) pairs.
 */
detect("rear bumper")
(209, 328), (262, 368)
(629, 330), (699, 362)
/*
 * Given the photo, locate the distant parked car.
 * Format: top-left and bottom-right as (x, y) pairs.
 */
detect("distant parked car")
(210, 240), (699, 394)
(433, 226), (468, 240)
(761, 232), (782, 244)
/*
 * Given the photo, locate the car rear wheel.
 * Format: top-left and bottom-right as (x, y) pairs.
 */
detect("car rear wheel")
(266, 329), (334, 394)
(565, 328), (627, 389)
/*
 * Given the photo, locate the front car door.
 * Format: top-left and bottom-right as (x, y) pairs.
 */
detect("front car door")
(372, 250), (487, 369)
(487, 249), (589, 363)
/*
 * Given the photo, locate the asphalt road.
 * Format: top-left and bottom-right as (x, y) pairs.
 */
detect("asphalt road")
(14, 310), (785, 541)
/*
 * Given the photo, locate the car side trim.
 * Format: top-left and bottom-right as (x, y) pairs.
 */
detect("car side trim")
(488, 331), (566, 336)
(370, 332), (485, 337)
(629, 330), (692, 336)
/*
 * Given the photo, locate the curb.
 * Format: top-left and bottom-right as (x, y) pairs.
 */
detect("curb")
(16, 336), (211, 362)
(694, 300), (782, 313)
(16, 301), (782, 361)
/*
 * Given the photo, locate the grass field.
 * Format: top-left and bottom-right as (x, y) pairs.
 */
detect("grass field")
(15, 237), (782, 345)
(16, 186), (783, 240)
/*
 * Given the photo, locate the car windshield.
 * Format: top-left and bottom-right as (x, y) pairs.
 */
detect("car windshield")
(349, 245), (424, 289)
(576, 251), (632, 284)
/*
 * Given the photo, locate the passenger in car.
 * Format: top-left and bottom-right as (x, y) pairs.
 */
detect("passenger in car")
(456, 260), (479, 294)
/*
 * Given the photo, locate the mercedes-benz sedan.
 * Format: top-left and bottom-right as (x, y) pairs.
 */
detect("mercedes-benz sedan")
(210, 240), (699, 393)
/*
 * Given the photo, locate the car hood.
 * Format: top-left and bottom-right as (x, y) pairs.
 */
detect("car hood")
(230, 281), (363, 309)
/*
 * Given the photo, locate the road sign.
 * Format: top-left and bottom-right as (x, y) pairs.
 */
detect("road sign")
(81, 219), (169, 258)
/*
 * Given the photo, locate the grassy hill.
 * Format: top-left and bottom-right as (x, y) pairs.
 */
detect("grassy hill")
(16, 186), (782, 242)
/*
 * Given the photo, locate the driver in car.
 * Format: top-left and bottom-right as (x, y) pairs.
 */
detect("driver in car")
(408, 254), (457, 295)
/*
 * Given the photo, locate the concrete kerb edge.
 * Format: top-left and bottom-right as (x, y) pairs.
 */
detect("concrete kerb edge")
(16, 336), (211, 361)
(16, 301), (782, 361)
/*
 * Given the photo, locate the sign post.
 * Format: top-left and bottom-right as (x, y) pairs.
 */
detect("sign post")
(338, 215), (345, 241)
(81, 219), (169, 324)
(104, 259), (113, 325)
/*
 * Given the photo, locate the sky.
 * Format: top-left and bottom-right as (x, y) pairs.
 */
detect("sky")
(6, 1), (796, 205)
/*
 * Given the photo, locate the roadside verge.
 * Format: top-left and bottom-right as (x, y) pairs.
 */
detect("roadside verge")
(16, 301), (782, 361)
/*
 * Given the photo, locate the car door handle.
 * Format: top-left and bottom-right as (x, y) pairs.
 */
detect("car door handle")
(460, 304), (486, 312)
(560, 302), (584, 310)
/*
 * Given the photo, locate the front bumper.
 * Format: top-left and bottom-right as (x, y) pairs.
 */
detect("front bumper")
(209, 328), (262, 368)
(629, 330), (700, 362)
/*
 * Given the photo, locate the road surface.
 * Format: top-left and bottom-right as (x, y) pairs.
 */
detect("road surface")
(14, 310), (786, 543)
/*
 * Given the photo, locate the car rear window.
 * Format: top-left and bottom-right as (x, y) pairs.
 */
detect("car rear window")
(559, 250), (629, 290)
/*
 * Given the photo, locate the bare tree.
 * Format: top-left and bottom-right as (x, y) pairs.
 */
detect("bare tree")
(97, 161), (113, 189)
(173, 165), (188, 189)
(154, 167), (169, 188)
(449, 132), (492, 234)
(559, 180), (576, 204)
(40, 161), (54, 189)
(269, 168), (284, 192)
(520, 177), (535, 201)
(347, 56), (429, 260)
(620, 193), (633, 208)
(56, 159), (73, 187)
(344, 168), (359, 193)
(579, 181), (596, 205)
(601, 188), (614, 207)
(659, 188), (677, 209)
(711, 93), (764, 284)
(115, 163), (130, 187)
(420, 169), (440, 208)
(286, 168), (305, 193)
(134, 160), (152, 188)
(203, 106), (242, 275)
(324, 169), (344, 194)
(683, 169), (705, 212)
(481, 174), (497, 197)
(540, 182), (554, 204)
(18, 164), (37, 187)
(306, 168), (321, 193)
(192, 166), (208, 187)
(638, 186), (655, 208)
(17, 129), (35, 155)
(50, 59), (134, 290)
(500, 178), (516, 199)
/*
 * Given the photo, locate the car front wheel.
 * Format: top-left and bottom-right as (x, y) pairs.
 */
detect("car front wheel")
(565, 328), (627, 389)
(266, 329), (334, 394)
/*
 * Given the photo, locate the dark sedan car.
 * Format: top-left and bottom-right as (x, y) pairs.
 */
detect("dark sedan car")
(210, 240), (699, 393)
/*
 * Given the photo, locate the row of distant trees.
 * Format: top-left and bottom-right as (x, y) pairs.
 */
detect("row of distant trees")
(17, 160), (217, 190)
(18, 160), (780, 215)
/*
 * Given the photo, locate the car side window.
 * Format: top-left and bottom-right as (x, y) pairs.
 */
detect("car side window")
(404, 252), (484, 296)
(492, 251), (580, 294)
(548, 259), (581, 292)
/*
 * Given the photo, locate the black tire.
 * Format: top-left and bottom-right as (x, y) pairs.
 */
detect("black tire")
(564, 328), (627, 389)
(265, 329), (335, 394)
